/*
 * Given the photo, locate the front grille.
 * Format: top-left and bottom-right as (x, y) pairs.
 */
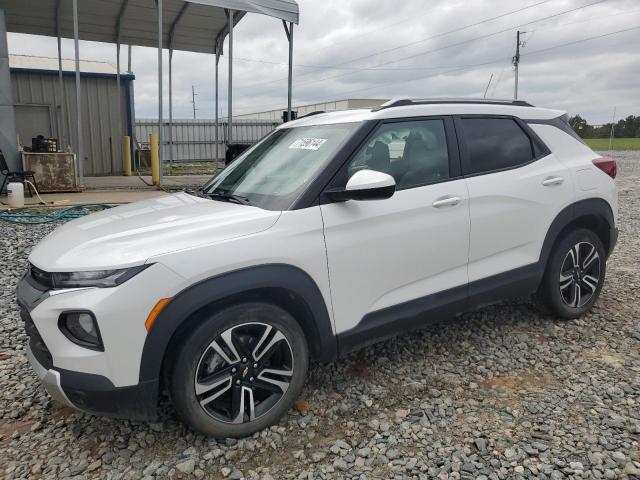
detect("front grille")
(29, 264), (53, 289)
(19, 304), (53, 370)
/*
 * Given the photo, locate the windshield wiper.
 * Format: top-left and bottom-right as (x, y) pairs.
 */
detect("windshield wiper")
(207, 190), (252, 205)
(186, 186), (210, 199)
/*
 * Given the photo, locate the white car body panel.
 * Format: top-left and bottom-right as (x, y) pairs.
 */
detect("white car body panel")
(28, 263), (188, 386)
(320, 180), (470, 333)
(529, 124), (618, 223)
(465, 153), (575, 282)
(29, 192), (280, 271)
(149, 206), (334, 331)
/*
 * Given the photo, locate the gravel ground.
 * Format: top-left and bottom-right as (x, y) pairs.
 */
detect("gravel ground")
(1, 152), (639, 480)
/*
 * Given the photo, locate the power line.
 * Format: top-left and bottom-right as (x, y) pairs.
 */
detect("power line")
(336, 25), (640, 98)
(237, 23), (639, 115)
(234, 56), (512, 115)
(232, 56), (505, 72)
(315, 0), (554, 46)
(304, 0), (556, 71)
(521, 24), (640, 57)
(237, 0), (557, 88)
(233, 6), (640, 73)
(239, 0), (611, 95)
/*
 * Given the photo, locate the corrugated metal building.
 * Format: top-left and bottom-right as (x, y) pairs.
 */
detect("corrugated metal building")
(233, 98), (388, 121)
(136, 118), (279, 163)
(9, 54), (134, 176)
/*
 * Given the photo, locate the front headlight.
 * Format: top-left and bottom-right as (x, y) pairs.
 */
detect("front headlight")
(47, 265), (150, 288)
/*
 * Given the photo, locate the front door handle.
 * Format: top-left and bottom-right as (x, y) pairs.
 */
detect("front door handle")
(542, 176), (564, 186)
(432, 196), (462, 208)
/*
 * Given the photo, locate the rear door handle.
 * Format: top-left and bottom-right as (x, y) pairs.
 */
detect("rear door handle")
(542, 176), (564, 186)
(432, 196), (462, 208)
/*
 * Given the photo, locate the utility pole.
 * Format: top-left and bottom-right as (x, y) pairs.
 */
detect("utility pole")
(512, 30), (525, 100)
(191, 85), (198, 119)
(608, 106), (617, 154)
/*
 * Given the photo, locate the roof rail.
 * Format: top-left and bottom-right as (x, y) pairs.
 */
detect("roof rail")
(295, 110), (325, 120)
(372, 97), (534, 111)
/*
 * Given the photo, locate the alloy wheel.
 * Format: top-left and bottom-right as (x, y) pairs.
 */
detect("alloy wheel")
(194, 322), (294, 424)
(559, 241), (601, 308)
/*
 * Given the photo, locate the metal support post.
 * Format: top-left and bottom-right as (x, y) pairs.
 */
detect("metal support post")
(0, 8), (19, 173)
(214, 49), (220, 163)
(227, 9), (233, 145)
(169, 48), (173, 172)
(157, 0), (163, 186)
(56, 0), (67, 150)
(72, 0), (84, 183)
(283, 21), (293, 122)
(117, 41), (123, 172)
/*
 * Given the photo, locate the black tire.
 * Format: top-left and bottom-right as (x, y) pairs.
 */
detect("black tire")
(537, 228), (606, 319)
(169, 302), (308, 438)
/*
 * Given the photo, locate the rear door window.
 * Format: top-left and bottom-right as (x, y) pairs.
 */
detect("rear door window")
(460, 117), (535, 175)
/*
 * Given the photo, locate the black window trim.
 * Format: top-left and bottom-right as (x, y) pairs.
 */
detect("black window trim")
(525, 114), (586, 145)
(317, 115), (463, 205)
(454, 114), (551, 179)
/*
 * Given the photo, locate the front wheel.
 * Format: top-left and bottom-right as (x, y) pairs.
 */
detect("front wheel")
(537, 228), (606, 319)
(169, 302), (308, 438)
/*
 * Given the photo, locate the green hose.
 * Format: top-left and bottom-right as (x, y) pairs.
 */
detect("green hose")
(0, 204), (115, 225)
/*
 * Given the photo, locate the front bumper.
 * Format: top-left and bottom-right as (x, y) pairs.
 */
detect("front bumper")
(26, 343), (77, 410)
(25, 339), (159, 421)
(17, 273), (161, 421)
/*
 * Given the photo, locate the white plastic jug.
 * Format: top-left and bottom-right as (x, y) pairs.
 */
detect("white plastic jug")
(7, 180), (25, 208)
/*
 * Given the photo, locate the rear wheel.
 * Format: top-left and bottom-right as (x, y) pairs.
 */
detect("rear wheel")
(169, 302), (308, 438)
(537, 228), (606, 319)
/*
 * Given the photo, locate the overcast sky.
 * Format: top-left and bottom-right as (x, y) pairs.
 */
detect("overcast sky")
(7, 0), (640, 123)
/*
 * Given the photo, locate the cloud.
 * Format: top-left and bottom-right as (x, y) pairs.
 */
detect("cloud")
(6, 0), (640, 123)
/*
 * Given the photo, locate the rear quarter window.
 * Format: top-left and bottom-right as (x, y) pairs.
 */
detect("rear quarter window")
(460, 117), (535, 175)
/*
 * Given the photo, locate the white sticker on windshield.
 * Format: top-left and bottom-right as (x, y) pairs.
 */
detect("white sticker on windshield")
(289, 138), (327, 151)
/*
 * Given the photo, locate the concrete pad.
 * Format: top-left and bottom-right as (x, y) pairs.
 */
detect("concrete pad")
(1, 175), (209, 209)
(83, 175), (210, 190)
(1, 189), (168, 209)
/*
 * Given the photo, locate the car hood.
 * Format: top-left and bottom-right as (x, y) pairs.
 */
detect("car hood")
(29, 192), (281, 271)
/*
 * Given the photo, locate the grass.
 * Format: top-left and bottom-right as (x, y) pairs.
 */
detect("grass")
(583, 138), (640, 151)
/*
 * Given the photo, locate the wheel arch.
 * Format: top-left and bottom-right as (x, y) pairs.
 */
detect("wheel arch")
(539, 198), (615, 273)
(139, 264), (337, 387)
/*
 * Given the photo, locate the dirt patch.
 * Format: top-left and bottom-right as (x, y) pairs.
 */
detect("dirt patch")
(0, 419), (36, 446)
(585, 350), (626, 369)
(480, 369), (560, 393)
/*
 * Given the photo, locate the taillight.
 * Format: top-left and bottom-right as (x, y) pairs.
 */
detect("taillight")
(592, 157), (617, 179)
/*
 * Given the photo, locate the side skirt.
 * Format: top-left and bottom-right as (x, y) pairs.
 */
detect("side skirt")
(336, 263), (543, 356)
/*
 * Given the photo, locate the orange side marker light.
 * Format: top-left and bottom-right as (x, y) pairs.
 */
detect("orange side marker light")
(145, 297), (171, 331)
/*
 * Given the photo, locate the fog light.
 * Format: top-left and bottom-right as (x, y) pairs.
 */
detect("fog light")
(58, 312), (103, 351)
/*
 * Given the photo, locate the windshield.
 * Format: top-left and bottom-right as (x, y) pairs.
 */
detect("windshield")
(203, 123), (358, 210)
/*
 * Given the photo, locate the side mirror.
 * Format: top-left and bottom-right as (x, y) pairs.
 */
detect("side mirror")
(326, 169), (396, 202)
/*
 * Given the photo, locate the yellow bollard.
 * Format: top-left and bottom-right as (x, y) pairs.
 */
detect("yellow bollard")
(150, 133), (159, 185)
(123, 136), (132, 176)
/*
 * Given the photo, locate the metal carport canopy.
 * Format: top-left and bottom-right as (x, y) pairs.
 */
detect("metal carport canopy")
(4, 0), (298, 54)
(2, 0), (299, 185)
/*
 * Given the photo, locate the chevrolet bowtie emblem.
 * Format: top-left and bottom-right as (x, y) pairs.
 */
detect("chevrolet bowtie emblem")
(242, 367), (249, 378)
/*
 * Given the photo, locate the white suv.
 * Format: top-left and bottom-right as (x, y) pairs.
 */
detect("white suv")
(18, 98), (618, 438)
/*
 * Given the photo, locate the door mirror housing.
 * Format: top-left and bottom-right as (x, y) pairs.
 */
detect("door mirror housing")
(326, 169), (396, 201)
